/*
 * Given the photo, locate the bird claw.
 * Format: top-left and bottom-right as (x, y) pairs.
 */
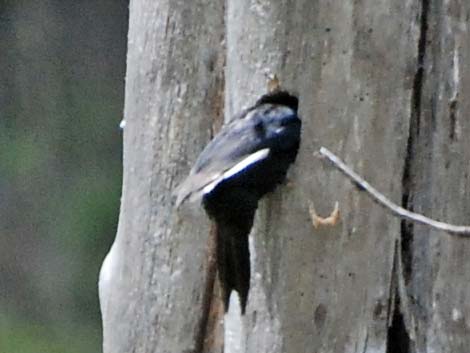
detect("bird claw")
(309, 201), (340, 228)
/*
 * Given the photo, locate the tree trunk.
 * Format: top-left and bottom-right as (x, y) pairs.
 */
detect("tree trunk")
(400, 1), (470, 352)
(100, 0), (470, 352)
(99, 1), (225, 352)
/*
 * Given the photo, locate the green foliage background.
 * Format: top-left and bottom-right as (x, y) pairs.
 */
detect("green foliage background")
(0, 1), (128, 352)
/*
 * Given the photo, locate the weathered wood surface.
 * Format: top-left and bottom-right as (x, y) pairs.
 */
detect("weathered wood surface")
(401, 1), (470, 352)
(225, 0), (419, 352)
(99, 1), (224, 352)
(100, 0), (470, 352)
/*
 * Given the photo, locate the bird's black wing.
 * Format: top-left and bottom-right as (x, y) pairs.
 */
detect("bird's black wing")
(175, 107), (273, 206)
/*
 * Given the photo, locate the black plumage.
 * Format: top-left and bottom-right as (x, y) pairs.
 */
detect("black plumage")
(175, 91), (301, 314)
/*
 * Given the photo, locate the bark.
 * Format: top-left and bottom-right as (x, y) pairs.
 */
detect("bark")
(225, 1), (418, 352)
(399, 1), (470, 352)
(100, 0), (470, 352)
(99, 1), (225, 352)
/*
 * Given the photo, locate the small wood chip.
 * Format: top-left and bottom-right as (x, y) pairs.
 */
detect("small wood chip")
(309, 201), (340, 228)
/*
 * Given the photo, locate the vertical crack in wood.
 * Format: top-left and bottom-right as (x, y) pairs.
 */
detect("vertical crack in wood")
(448, 99), (458, 141)
(410, 0), (429, 136)
(400, 134), (415, 287)
(386, 291), (411, 353)
(386, 244), (412, 353)
(195, 223), (225, 353)
(388, 0), (430, 351)
(194, 223), (217, 353)
(401, 0), (429, 288)
(195, 38), (226, 352)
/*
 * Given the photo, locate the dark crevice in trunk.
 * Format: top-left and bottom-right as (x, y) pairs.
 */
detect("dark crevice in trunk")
(386, 292), (411, 353)
(195, 224), (225, 353)
(386, 244), (411, 352)
(386, 245), (412, 353)
(401, 139), (414, 286)
(401, 0), (429, 285)
(194, 224), (218, 353)
(196, 47), (226, 351)
(411, 0), (429, 133)
(392, 1), (430, 351)
(449, 99), (458, 141)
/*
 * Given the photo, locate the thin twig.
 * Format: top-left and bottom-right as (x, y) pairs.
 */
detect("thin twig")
(318, 147), (470, 237)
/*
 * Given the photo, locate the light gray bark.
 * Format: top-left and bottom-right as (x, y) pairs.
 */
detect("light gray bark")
(99, 1), (225, 352)
(225, 1), (418, 352)
(401, 1), (470, 352)
(100, 0), (470, 352)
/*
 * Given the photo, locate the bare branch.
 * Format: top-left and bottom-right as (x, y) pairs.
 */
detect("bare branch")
(318, 147), (470, 237)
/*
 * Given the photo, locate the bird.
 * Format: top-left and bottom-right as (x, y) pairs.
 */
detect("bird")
(175, 90), (301, 314)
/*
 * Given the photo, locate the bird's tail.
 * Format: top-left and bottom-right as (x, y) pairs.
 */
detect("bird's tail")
(216, 221), (251, 314)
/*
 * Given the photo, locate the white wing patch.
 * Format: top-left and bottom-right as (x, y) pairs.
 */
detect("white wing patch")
(198, 149), (268, 197)
(222, 148), (270, 180)
(202, 148), (269, 195)
(201, 148), (270, 196)
(202, 178), (222, 195)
